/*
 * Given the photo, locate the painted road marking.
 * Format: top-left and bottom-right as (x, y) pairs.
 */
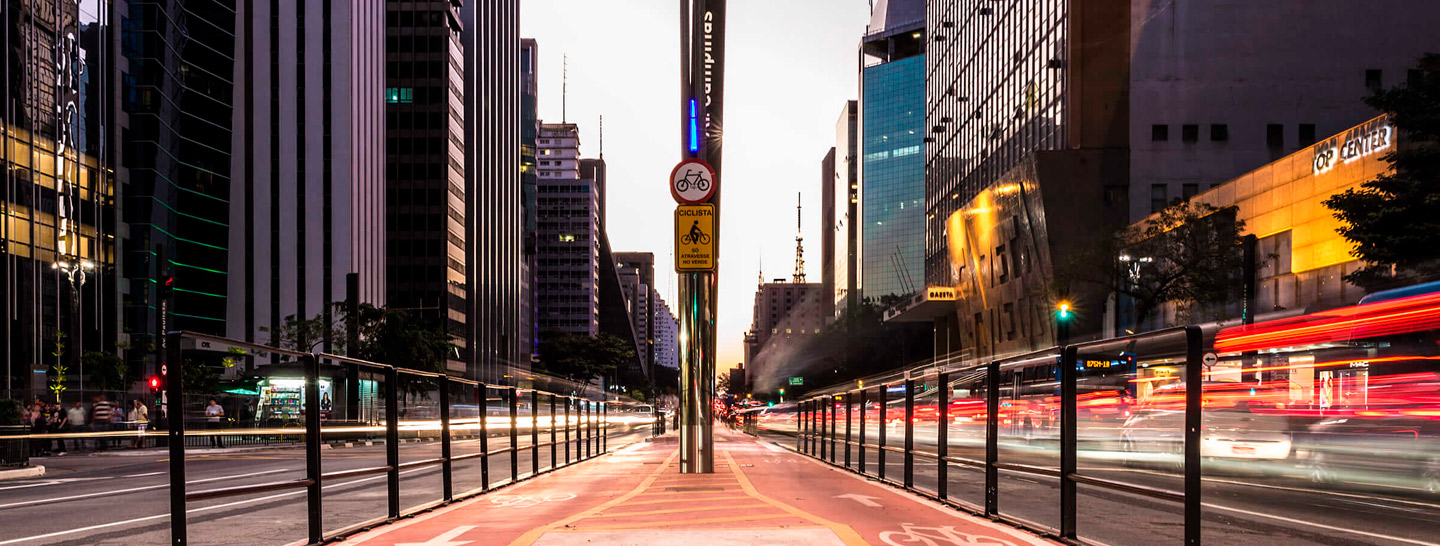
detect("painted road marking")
(395, 526), (476, 546)
(0, 467), (296, 510)
(1202, 502), (1440, 546)
(834, 493), (882, 507)
(533, 528), (847, 546)
(487, 493), (576, 509)
(880, 523), (1021, 546)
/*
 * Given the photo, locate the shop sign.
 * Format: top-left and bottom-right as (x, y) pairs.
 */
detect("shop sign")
(1313, 117), (1392, 176)
(926, 286), (957, 301)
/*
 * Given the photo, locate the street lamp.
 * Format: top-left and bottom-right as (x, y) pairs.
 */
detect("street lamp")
(53, 259), (95, 391)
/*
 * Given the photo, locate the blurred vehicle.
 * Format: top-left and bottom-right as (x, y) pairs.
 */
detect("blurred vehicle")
(1121, 382), (1292, 467)
(1297, 415), (1440, 496)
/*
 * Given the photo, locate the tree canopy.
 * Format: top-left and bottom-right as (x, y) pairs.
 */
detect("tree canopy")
(1324, 53), (1440, 290)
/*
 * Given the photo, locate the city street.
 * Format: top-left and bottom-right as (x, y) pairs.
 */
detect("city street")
(0, 426), (651, 546)
(759, 429), (1440, 546)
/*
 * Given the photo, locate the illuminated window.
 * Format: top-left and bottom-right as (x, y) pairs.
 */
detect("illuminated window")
(385, 87), (413, 104)
(558, 234), (576, 242)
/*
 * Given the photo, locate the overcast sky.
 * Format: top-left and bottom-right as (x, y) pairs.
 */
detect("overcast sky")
(521, 0), (872, 373)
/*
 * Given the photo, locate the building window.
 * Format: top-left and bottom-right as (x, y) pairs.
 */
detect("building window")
(1182, 183), (1199, 199)
(1299, 124), (1317, 147)
(1151, 124), (1168, 142)
(1266, 124), (1284, 152)
(1151, 184), (1168, 213)
(1181, 124), (1199, 143)
(1365, 69), (1383, 90)
(386, 87), (413, 104)
(1210, 124), (1228, 142)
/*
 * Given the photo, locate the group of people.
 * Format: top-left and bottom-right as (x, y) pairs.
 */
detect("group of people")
(24, 396), (150, 456)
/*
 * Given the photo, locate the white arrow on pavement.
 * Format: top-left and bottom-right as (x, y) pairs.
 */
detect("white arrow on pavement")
(834, 493), (882, 507)
(395, 526), (476, 546)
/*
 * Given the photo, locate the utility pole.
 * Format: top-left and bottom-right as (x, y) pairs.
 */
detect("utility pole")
(675, 0), (726, 474)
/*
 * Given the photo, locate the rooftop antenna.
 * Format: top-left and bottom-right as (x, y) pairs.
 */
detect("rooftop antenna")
(599, 114), (604, 158)
(562, 54), (568, 123)
(793, 193), (806, 283)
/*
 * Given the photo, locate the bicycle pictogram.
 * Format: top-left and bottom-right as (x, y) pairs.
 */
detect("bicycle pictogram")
(879, 523), (1020, 546)
(680, 220), (711, 245)
(675, 169), (711, 193)
(487, 493), (577, 509)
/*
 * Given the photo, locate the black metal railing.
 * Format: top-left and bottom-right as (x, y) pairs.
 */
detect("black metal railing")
(165, 331), (630, 546)
(786, 327), (1203, 545)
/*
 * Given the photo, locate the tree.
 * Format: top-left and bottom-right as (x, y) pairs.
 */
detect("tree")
(84, 351), (132, 393)
(534, 332), (634, 395)
(1067, 200), (1248, 330)
(1324, 53), (1440, 290)
(260, 312), (343, 357)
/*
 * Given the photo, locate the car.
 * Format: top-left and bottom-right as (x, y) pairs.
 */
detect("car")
(1296, 414), (1440, 496)
(1120, 382), (1293, 470)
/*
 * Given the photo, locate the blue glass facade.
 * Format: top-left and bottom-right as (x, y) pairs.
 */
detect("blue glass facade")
(860, 55), (926, 301)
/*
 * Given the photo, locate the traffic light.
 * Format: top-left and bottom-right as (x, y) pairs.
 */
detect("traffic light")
(149, 376), (161, 393)
(1056, 301), (1072, 320)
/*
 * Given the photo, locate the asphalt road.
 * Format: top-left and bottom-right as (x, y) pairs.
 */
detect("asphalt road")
(758, 426), (1440, 546)
(0, 424), (652, 546)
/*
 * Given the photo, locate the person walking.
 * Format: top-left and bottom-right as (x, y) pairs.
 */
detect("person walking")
(129, 400), (149, 449)
(27, 402), (47, 457)
(204, 399), (225, 448)
(65, 402), (86, 452)
(47, 403), (67, 455)
(91, 396), (114, 450)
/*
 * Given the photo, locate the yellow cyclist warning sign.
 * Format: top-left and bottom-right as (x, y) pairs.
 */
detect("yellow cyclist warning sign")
(675, 204), (715, 271)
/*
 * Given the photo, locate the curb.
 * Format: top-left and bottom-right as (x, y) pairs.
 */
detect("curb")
(0, 465), (45, 481)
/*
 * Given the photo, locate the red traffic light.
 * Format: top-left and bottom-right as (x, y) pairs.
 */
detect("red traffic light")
(149, 377), (160, 389)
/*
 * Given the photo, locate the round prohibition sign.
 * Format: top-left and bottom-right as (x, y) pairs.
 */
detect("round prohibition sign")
(670, 158), (717, 204)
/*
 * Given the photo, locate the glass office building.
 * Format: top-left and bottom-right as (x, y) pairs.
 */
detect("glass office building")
(860, 54), (926, 301)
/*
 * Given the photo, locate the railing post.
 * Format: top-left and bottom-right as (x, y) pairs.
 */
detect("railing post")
(531, 388), (540, 475)
(602, 401), (608, 452)
(564, 397), (571, 464)
(166, 332), (186, 546)
(1061, 345), (1078, 540)
(305, 354), (323, 544)
(829, 396), (838, 462)
(878, 385), (888, 481)
(509, 387), (519, 480)
(1184, 327), (1204, 546)
(796, 400), (804, 453)
(844, 391), (852, 468)
(440, 377), (453, 501)
(985, 360), (999, 516)
(479, 383), (490, 491)
(549, 393), (557, 471)
(904, 377), (914, 488)
(385, 367), (400, 518)
(938, 372), (949, 500)
(858, 389), (867, 474)
(818, 397), (827, 461)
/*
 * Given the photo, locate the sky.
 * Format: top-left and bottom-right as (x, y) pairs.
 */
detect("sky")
(521, 0), (872, 373)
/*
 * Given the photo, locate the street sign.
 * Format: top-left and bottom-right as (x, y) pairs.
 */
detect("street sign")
(788, 377), (803, 386)
(1202, 352), (1219, 367)
(675, 203), (716, 271)
(670, 158), (717, 204)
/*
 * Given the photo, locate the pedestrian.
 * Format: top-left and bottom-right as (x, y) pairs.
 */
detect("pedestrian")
(91, 396), (114, 449)
(205, 399), (225, 448)
(47, 402), (68, 455)
(129, 399), (149, 449)
(65, 401), (86, 452)
(28, 401), (47, 457)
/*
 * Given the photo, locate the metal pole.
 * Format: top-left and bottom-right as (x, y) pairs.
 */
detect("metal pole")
(602, 401), (608, 452)
(531, 389), (539, 475)
(858, 388), (867, 473)
(440, 378), (453, 501)
(844, 391), (853, 467)
(904, 378), (914, 488)
(305, 355), (323, 543)
(985, 361), (999, 516)
(1060, 346), (1078, 540)
(480, 383), (490, 491)
(345, 273), (359, 421)
(678, 272), (714, 473)
(819, 397), (827, 461)
(877, 385), (887, 481)
(564, 397), (571, 464)
(166, 332), (185, 546)
(549, 393), (557, 471)
(829, 396), (838, 462)
(509, 387), (519, 480)
(938, 372), (949, 499)
(796, 400), (805, 453)
(385, 367), (400, 518)
(1184, 327), (1204, 545)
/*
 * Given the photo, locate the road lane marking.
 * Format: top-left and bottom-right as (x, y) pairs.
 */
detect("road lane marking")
(506, 449), (679, 546)
(1203, 502), (1440, 546)
(556, 512), (794, 531)
(0, 467), (296, 510)
(395, 525), (476, 546)
(722, 449), (869, 546)
(586, 503), (768, 519)
(122, 471), (165, 478)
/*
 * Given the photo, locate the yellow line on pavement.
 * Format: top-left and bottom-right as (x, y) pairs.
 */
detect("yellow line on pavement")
(586, 503), (771, 519)
(722, 448), (870, 546)
(617, 495), (751, 506)
(506, 449), (679, 546)
(561, 512), (796, 531)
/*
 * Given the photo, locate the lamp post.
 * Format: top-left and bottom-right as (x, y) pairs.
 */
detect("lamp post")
(53, 259), (95, 392)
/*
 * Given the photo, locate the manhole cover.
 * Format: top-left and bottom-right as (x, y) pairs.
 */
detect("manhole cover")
(664, 486), (725, 492)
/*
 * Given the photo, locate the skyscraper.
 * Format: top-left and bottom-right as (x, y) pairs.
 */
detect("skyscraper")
(615, 251), (656, 376)
(229, 1), (387, 354)
(832, 101), (859, 318)
(520, 38), (540, 361)
(536, 123), (599, 337)
(652, 289), (679, 370)
(383, 0), (469, 372)
(859, 0), (925, 302)
(464, 0), (525, 382)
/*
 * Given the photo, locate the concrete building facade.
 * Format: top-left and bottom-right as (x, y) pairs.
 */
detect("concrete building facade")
(536, 123), (600, 336)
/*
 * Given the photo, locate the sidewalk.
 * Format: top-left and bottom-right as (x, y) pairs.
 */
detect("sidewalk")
(338, 427), (1055, 546)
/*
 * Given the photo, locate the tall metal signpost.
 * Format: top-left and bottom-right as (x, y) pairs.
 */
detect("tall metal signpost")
(675, 0), (725, 473)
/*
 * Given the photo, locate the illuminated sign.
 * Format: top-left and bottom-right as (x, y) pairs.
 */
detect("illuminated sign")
(674, 204), (716, 271)
(1313, 117), (1392, 176)
(926, 286), (957, 301)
